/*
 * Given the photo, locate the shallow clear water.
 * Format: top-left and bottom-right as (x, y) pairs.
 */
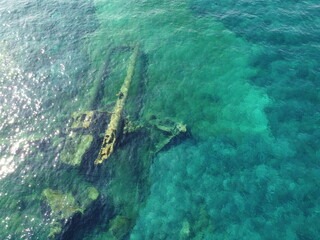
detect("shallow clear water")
(0, 0), (320, 239)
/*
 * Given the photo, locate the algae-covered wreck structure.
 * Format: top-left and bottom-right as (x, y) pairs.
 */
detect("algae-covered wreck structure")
(59, 44), (186, 168)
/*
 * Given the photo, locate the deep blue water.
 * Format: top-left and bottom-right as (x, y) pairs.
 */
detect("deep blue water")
(0, 0), (320, 239)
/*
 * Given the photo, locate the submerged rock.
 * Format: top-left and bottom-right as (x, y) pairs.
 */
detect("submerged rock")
(179, 220), (190, 240)
(42, 186), (99, 239)
(108, 215), (132, 239)
(42, 189), (83, 219)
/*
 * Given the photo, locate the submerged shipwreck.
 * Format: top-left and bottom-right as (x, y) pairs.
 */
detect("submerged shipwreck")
(59, 44), (186, 167)
(42, 44), (187, 239)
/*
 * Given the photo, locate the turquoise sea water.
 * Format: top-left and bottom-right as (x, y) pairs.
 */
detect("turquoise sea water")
(0, 0), (320, 239)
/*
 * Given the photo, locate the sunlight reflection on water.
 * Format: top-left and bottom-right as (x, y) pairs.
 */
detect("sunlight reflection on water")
(0, 44), (43, 180)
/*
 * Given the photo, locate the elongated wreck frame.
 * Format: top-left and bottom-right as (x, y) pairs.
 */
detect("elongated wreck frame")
(94, 44), (139, 164)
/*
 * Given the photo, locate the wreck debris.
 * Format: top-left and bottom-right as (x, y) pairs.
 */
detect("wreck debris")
(123, 117), (143, 134)
(147, 116), (187, 154)
(95, 44), (139, 164)
(70, 111), (95, 129)
(60, 111), (111, 166)
(60, 133), (94, 166)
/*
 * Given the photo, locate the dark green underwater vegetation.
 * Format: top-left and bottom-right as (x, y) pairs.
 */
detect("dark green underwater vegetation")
(0, 0), (320, 239)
